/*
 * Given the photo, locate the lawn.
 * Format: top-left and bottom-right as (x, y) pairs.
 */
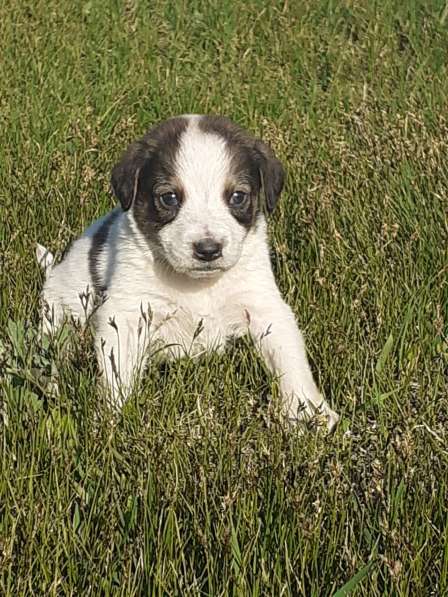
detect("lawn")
(1, 0), (447, 594)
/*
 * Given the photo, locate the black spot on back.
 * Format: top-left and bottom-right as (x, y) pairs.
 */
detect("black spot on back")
(88, 209), (120, 294)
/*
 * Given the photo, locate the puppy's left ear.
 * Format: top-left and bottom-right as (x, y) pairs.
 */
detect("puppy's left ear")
(111, 140), (150, 211)
(254, 140), (285, 213)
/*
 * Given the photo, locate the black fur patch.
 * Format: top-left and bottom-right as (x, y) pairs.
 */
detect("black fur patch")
(199, 115), (285, 225)
(111, 117), (188, 246)
(88, 209), (120, 294)
(223, 185), (259, 229)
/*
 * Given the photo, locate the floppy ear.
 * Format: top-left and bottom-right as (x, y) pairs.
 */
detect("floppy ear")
(111, 140), (151, 211)
(254, 140), (285, 213)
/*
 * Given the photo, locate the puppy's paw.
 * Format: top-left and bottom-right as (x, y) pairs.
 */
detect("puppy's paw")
(321, 405), (339, 433)
(287, 398), (339, 434)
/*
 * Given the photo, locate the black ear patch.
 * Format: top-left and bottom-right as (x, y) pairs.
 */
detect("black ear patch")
(111, 140), (150, 211)
(254, 139), (285, 214)
(111, 117), (188, 212)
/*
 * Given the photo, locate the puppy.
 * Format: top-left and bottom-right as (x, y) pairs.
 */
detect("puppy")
(38, 115), (339, 431)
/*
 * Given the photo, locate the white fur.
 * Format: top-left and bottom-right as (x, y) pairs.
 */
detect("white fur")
(39, 117), (339, 431)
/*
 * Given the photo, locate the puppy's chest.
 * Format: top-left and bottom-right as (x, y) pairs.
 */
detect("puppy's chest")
(150, 293), (247, 357)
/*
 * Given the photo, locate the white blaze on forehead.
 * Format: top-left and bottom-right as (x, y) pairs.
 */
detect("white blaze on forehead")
(175, 120), (231, 205)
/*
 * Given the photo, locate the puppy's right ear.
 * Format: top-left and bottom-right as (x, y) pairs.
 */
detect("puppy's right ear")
(111, 141), (151, 211)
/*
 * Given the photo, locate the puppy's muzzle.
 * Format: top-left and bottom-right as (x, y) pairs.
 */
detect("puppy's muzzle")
(193, 238), (223, 262)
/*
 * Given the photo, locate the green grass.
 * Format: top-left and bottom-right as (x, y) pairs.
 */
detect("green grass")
(1, 0), (447, 594)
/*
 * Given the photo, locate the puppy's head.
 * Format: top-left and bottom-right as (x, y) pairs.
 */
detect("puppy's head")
(111, 115), (284, 278)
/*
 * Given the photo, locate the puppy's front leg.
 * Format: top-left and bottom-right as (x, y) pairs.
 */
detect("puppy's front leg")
(248, 298), (339, 431)
(94, 303), (150, 409)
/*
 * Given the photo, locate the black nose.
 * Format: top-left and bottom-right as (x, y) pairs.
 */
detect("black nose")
(193, 238), (223, 262)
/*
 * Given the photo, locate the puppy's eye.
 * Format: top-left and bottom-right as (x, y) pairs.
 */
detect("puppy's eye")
(229, 191), (249, 207)
(158, 192), (179, 209)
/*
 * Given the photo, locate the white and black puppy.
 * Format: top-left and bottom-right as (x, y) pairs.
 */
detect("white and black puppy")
(37, 114), (339, 431)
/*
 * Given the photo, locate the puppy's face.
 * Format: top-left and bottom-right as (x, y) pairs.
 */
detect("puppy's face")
(111, 115), (284, 278)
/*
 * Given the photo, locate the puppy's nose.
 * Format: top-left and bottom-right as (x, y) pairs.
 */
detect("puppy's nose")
(193, 238), (223, 262)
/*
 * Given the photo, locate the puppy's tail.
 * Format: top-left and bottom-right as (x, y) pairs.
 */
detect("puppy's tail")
(36, 243), (54, 274)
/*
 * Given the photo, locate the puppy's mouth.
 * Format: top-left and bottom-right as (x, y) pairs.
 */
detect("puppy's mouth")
(192, 265), (222, 271)
(188, 264), (225, 278)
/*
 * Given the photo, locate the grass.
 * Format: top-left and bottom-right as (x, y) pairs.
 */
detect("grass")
(1, 0), (447, 594)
